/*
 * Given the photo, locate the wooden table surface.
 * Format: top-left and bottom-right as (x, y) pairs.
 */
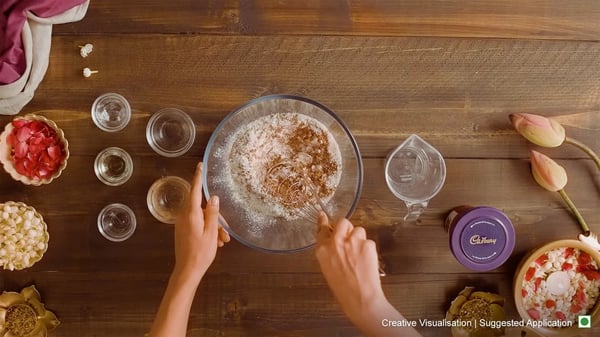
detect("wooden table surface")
(2, 1), (600, 336)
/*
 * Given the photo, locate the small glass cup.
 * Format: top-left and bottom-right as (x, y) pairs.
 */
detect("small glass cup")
(91, 93), (131, 132)
(146, 108), (196, 157)
(147, 176), (191, 224)
(97, 203), (136, 242)
(385, 134), (446, 222)
(94, 147), (133, 186)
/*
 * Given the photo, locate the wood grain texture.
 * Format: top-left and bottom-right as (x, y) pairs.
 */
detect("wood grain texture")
(1, 271), (524, 337)
(54, 0), (600, 41)
(9, 35), (600, 159)
(2, 1), (600, 336)
(2, 156), (599, 273)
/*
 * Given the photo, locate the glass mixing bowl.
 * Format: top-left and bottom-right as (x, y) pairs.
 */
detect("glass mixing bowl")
(203, 95), (363, 253)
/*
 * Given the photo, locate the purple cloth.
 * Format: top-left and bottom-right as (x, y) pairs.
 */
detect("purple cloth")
(0, 0), (86, 84)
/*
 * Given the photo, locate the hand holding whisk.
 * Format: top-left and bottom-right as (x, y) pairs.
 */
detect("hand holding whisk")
(301, 177), (387, 277)
(265, 156), (387, 276)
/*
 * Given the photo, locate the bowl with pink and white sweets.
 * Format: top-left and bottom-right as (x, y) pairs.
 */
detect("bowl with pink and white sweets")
(514, 239), (600, 336)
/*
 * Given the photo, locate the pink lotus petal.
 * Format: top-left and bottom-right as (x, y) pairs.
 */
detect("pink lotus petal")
(28, 121), (45, 133)
(13, 141), (28, 158)
(23, 158), (36, 172)
(12, 119), (29, 128)
(14, 159), (29, 176)
(8, 118), (65, 180)
(47, 145), (61, 160)
(16, 126), (32, 142)
(37, 167), (50, 178)
(28, 143), (46, 155)
(41, 136), (56, 146)
(29, 134), (45, 145)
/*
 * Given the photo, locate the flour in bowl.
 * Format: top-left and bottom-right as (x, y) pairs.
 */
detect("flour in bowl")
(225, 112), (342, 220)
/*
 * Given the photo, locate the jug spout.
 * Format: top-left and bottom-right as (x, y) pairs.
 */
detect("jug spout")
(385, 134), (446, 223)
(403, 200), (429, 222)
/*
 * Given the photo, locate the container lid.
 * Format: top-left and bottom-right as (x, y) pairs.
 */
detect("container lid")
(449, 206), (515, 271)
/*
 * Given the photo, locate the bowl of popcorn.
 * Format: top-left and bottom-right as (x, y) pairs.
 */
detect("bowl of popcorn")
(0, 202), (49, 270)
(0, 114), (69, 185)
(514, 239), (600, 336)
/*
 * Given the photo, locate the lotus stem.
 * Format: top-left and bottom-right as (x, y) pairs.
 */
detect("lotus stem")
(558, 189), (590, 236)
(565, 137), (600, 170)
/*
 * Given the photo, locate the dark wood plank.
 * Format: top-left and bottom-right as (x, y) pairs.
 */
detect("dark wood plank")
(3, 3), (600, 337)
(54, 0), (600, 41)
(5, 35), (599, 159)
(1, 271), (561, 337)
(2, 157), (598, 274)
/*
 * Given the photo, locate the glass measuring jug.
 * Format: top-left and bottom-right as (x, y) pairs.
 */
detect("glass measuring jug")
(384, 134), (446, 221)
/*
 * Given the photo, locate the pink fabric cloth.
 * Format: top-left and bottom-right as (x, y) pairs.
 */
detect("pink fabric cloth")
(0, 0), (86, 84)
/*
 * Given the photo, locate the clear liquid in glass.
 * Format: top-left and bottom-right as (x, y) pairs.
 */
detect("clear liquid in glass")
(146, 108), (196, 157)
(147, 176), (191, 224)
(94, 147), (133, 186)
(91, 93), (131, 132)
(158, 120), (188, 149)
(98, 203), (136, 242)
(99, 102), (124, 125)
(100, 155), (125, 177)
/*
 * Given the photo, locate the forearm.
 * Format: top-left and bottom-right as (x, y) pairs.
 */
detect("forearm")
(149, 271), (201, 337)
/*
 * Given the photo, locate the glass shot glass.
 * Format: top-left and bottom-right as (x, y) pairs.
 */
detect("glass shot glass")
(94, 147), (134, 186)
(384, 134), (446, 222)
(147, 176), (191, 224)
(97, 203), (136, 242)
(91, 93), (131, 132)
(146, 108), (196, 157)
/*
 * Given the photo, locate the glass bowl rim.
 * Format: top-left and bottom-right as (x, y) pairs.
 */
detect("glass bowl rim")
(146, 107), (196, 157)
(202, 94), (364, 253)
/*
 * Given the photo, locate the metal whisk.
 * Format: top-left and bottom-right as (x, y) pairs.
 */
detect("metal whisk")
(264, 155), (313, 209)
(301, 177), (386, 277)
(265, 156), (386, 277)
(297, 176), (332, 221)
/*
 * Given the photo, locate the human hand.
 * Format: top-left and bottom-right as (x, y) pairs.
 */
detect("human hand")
(315, 214), (386, 323)
(173, 162), (230, 284)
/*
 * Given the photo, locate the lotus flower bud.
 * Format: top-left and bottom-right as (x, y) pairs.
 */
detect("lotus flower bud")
(530, 150), (567, 192)
(509, 113), (566, 148)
